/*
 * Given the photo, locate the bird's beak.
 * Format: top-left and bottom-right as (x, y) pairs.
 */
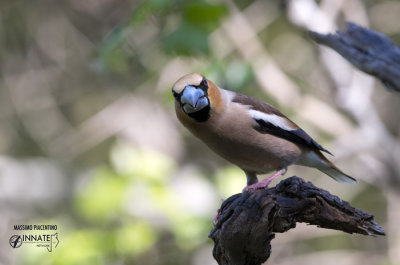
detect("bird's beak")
(181, 85), (208, 113)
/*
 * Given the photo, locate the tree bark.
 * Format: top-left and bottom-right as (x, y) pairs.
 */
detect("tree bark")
(309, 22), (400, 92)
(209, 176), (385, 265)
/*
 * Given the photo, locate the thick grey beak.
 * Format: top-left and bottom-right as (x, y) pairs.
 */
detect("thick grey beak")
(181, 86), (208, 113)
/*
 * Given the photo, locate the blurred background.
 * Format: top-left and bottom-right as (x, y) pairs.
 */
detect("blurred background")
(1, 0), (400, 264)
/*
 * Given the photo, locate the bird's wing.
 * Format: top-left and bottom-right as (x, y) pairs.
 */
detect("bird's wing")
(232, 93), (332, 155)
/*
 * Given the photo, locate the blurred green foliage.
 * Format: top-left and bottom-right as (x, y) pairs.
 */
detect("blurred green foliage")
(97, 0), (228, 74)
(162, 2), (228, 55)
(76, 168), (129, 222)
(20, 143), (216, 264)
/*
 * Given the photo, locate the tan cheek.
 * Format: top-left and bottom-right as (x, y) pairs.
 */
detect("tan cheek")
(175, 101), (184, 118)
(175, 101), (192, 125)
(208, 85), (223, 114)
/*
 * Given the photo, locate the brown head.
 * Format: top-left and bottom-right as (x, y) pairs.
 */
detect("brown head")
(172, 73), (222, 122)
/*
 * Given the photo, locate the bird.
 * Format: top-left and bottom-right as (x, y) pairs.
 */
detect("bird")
(172, 73), (356, 191)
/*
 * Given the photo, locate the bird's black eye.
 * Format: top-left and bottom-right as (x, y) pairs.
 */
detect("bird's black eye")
(172, 91), (181, 101)
(199, 78), (208, 93)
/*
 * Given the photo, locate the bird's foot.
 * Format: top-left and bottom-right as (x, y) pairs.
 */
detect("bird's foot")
(213, 208), (221, 225)
(243, 178), (273, 191)
(243, 168), (287, 192)
(213, 199), (225, 225)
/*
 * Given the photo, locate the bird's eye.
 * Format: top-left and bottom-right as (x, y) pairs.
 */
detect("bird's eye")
(172, 91), (181, 100)
(199, 78), (208, 92)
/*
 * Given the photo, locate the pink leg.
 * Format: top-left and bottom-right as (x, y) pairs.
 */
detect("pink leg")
(213, 199), (225, 225)
(213, 208), (221, 225)
(243, 168), (287, 192)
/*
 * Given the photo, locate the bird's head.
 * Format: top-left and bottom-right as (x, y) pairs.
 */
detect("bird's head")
(172, 73), (211, 122)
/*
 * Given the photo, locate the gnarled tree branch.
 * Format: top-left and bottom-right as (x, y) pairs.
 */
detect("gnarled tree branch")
(309, 22), (400, 92)
(209, 176), (385, 265)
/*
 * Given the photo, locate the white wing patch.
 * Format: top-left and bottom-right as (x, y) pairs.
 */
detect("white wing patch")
(249, 109), (295, 131)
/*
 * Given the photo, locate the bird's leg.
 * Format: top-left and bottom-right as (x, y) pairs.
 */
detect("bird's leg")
(243, 168), (287, 191)
(246, 171), (258, 186)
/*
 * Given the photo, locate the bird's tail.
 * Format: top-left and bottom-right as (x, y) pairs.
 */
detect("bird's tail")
(298, 150), (357, 183)
(318, 165), (356, 183)
(317, 152), (356, 183)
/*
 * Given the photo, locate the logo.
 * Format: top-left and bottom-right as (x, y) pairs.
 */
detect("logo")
(9, 235), (22, 248)
(10, 225), (60, 252)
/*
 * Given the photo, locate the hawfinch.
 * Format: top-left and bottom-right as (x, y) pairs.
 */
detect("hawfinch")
(172, 73), (356, 190)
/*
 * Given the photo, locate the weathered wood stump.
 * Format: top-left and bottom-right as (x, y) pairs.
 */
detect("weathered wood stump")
(209, 176), (385, 265)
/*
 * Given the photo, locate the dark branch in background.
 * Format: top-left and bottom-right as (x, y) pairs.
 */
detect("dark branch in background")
(309, 22), (400, 92)
(209, 176), (385, 265)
